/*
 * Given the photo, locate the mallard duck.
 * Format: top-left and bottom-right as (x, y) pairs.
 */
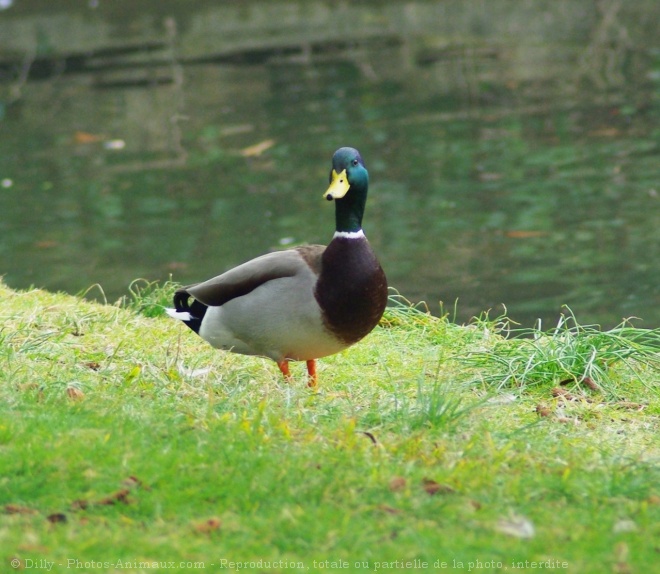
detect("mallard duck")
(166, 147), (387, 386)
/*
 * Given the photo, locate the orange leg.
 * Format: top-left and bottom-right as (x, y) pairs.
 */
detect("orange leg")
(306, 359), (317, 388)
(277, 360), (292, 381)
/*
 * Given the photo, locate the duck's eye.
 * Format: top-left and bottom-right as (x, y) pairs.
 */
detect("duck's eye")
(352, 159), (359, 166)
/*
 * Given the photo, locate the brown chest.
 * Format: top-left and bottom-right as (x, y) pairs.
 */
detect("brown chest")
(314, 237), (388, 344)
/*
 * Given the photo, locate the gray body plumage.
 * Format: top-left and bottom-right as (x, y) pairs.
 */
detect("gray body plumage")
(187, 248), (346, 362)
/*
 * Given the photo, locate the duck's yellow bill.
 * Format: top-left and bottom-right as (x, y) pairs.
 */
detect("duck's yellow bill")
(323, 169), (350, 200)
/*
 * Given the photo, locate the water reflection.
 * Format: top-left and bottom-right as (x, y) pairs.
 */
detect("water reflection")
(0, 1), (658, 328)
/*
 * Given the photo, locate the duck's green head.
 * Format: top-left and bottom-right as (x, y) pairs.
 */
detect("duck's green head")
(323, 147), (369, 233)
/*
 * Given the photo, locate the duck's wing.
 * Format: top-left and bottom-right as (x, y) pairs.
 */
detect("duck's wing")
(179, 245), (326, 308)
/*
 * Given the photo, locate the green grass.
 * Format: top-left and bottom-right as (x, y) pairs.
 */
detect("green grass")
(1, 280), (659, 573)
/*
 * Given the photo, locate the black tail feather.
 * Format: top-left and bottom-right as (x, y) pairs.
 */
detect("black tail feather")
(173, 289), (208, 335)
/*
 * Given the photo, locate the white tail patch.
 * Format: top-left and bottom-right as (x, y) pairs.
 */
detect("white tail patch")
(333, 229), (365, 240)
(166, 309), (192, 321)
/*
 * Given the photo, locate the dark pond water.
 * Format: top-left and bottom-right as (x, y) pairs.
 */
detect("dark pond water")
(1, 1), (659, 328)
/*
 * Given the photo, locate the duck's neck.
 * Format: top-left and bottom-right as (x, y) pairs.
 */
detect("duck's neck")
(334, 193), (366, 236)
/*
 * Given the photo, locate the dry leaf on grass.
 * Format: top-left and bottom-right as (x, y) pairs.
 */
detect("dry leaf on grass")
(552, 387), (594, 402)
(613, 542), (631, 574)
(71, 478), (143, 510)
(581, 377), (600, 391)
(613, 401), (645, 411)
(646, 494), (660, 505)
(97, 489), (132, 506)
(422, 478), (456, 496)
(193, 517), (222, 533)
(556, 388), (577, 400)
(536, 404), (553, 417)
(122, 475), (147, 489)
(66, 386), (85, 400)
(71, 499), (89, 511)
(389, 476), (406, 492)
(468, 500), (482, 511)
(4, 504), (37, 515)
(377, 504), (401, 515)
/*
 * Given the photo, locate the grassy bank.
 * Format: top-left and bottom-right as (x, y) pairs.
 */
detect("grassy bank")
(1, 279), (659, 573)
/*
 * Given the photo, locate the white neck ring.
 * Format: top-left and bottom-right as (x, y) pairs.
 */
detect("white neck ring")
(333, 229), (365, 240)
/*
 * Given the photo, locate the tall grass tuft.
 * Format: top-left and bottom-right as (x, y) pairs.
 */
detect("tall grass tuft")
(464, 307), (660, 397)
(119, 278), (179, 317)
